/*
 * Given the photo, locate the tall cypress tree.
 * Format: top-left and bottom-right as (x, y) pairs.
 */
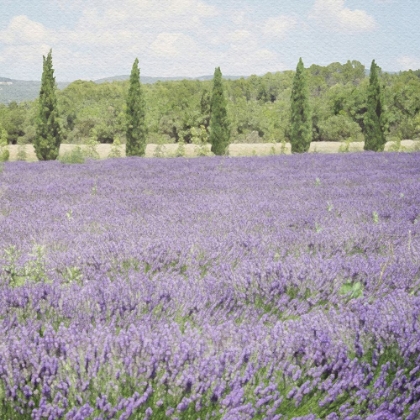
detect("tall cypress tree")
(364, 60), (386, 151)
(209, 67), (230, 155)
(126, 58), (147, 157)
(289, 58), (312, 153)
(34, 49), (62, 160)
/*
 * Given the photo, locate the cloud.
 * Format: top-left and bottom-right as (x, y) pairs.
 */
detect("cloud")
(228, 30), (252, 43)
(309, 0), (377, 32)
(397, 56), (420, 71)
(54, 0), (218, 25)
(0, 44), (51, 65)
(231, 11), (246, 26)
(0, 16), (55, 79)
(262, 15), (297, 38)
(149, 33), (199, 58)
(0, 15), (50, 44)
(1, 0), (291, 80)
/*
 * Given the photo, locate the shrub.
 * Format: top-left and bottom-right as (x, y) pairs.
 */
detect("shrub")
(0, 148), (9, 162)
(59, 146), (85, 164)
(108, 137), (122, 159)
(83, 137), (100, 160)
(175, 140), (186, 157)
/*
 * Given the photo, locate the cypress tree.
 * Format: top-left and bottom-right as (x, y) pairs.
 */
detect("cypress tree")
(34, 49), (62, 160)
(209, 67), (230, 155)
(289, 58), (312, 153)
(126, 58), (147, 157)
(364, 60), (386, 151)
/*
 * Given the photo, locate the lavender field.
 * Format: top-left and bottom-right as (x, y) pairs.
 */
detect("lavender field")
(0, 152), (420, 420)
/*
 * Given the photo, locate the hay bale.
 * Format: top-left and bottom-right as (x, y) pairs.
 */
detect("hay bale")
(384, 140), (420, 152)
(4, 140), (419, 162)
(309, 142), (342, 153)
(228, 143), (291, 156)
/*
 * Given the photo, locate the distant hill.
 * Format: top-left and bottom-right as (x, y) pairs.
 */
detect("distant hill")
(0, 74), (246, 104)
(0, 78), (70, 105)
(94, 74), (245, 83)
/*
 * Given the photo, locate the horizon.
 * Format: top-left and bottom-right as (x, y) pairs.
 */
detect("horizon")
(0, 66), (403, 84)
(1, 1), (419, 81)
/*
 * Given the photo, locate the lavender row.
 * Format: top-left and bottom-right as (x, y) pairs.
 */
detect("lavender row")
(0, 152), (420, 419)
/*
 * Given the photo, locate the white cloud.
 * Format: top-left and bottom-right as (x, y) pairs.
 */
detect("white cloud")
(149, 33), (199, 58)
(0, 44), (51, 63)
(62, 0), (218, 48)
(228, 30), (252, 43)
(397, 56), (420, 71)
(263, 15), (297, 38)
(0, 16), (55, 78)
(57, 0), (217, 27)
(0, 15), (50, 45)
(309, 0), (377, 32)
(220, 47), (286, 76)
(231, 11), (246, 26)
(1, 1), (291, 80)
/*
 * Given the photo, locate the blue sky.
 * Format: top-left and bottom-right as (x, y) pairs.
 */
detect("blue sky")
(0, 0), (419, 81)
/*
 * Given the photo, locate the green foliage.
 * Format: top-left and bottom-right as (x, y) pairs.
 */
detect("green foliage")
(209, 67), (231, 155)
(386, 70), (420, 140)
(289, 58), (312, 153)
(16, 139), (28, 161)
(59, 146), (85, 164)
(339, 280), (364, 300)
(1, 244), (49, 287)
(338, 138), (352, 153)
(84, 137), (100, 160)
(0, 124), (9, 161)
(126, 58), (147, 156)
(318, 114), (363, 142)
(108, 136), (122, 158)
(3, 59), (420, 150)
(364, 60), (387, 151)
(176, 139), (186, 157)
(155, 80), (206, 144)
(0, 148), (9, 162)
(153, 143), (167, 158)
(0, 122), (8, 145)
(200, 88), (211, 131)
(34, 49), (63, 160)
(0, 102), (26, 144)
(191, 125), (210, 156)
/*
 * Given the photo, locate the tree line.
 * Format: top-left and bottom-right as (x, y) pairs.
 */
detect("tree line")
(1, 50), (420, 159)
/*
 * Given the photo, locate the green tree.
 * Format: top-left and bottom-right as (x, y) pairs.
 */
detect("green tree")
(0, 123), (9, 162)
(209, 67), (230, 155)
(289, 58), (312, 153)
(2, 102), (27, 144)
(364, 60), (387, 151)
(34, 49), (62, 160)
(126, 58), (147, 156)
